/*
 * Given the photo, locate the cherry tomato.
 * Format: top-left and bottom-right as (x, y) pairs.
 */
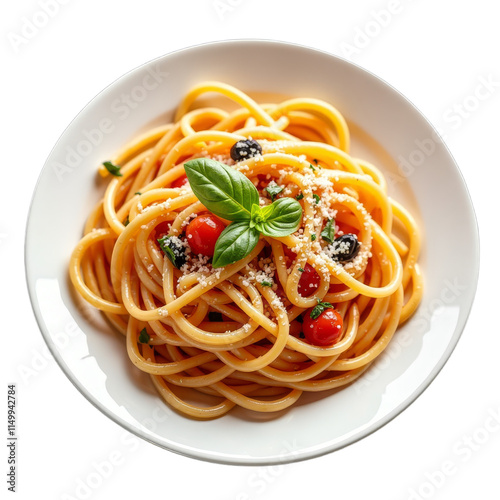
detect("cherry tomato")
(283, 246), (296, 262)
(283, 248), (320, 297)
(303, 308), (343, 346)
(171, 174), (189, 188)
(256, 173), (269, 190)
(155, 221), (172, 240)
(185, 214), (226, 257)
(328, 283), (347, 293)
(298, 263), (320, 297)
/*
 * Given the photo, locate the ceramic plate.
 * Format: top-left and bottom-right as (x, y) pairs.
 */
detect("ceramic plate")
(25, 40), (479, 465)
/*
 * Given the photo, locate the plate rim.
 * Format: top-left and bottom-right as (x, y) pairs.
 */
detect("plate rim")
(24, 38), (480, 466)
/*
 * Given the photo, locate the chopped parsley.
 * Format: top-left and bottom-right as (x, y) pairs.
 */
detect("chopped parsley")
(313, 194), (320, 204)
(310, 299), (334, 319)
(138, 328), (150, 344)
(321, 218), (335, 244)
(102, 161), (122, 177)
(157, 235), (187, 269)
(265, 183), (284, 202)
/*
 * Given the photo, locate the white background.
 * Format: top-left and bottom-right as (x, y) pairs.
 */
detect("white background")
(3, 0), (499, 499)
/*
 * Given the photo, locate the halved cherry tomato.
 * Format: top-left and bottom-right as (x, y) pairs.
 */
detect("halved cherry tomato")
(298, 263), (320, 297)
(283, 246), (296, 263)
(256, 173), (269, 190)
(155, 221), (172, 240)
(283, 247), (321, 297)
(185, 214), (226, 257)
(328, 282), (347, 293)
(171, 174), (189, 188)
(303, 307), (343, 346)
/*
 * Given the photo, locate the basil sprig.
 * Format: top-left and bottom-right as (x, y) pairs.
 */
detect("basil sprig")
(184, 158), (303, 268)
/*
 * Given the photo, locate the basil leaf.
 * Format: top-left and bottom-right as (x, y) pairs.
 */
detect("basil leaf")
(321, 219), (335, 244)
(103, 161), (122, 177)
(184, 158), (258, 221)
(310, 301), (333, 320)
(258, 198), (302, 237)
(212, 221), (260, 268)
(265, 183), (283, 202)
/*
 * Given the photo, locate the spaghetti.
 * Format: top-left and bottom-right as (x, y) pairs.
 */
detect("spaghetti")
(69, 81), (423, 419)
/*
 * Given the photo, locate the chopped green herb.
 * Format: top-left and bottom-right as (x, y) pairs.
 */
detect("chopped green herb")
(321, 218), (335, 244)
(313, 159), (319, 164)
(260, 281), (273, 287)
(265, 183), (284, 202)
(311, 234), (317, 241)
(157, 235), (187, 269)
(313, 194), (321, 204)
(298, 267), (305, 273)
(310, 300), (334, 320)
(295, 193), (304, 201)
(134, 191), (142, 196)
(124, 215), (130, 226)
(309, 164), (316, 172)
(102, 161), (122, 177)
(138, 328), (150, 344)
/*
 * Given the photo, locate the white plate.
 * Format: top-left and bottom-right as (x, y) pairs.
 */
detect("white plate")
(25, 40), (479, 465)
